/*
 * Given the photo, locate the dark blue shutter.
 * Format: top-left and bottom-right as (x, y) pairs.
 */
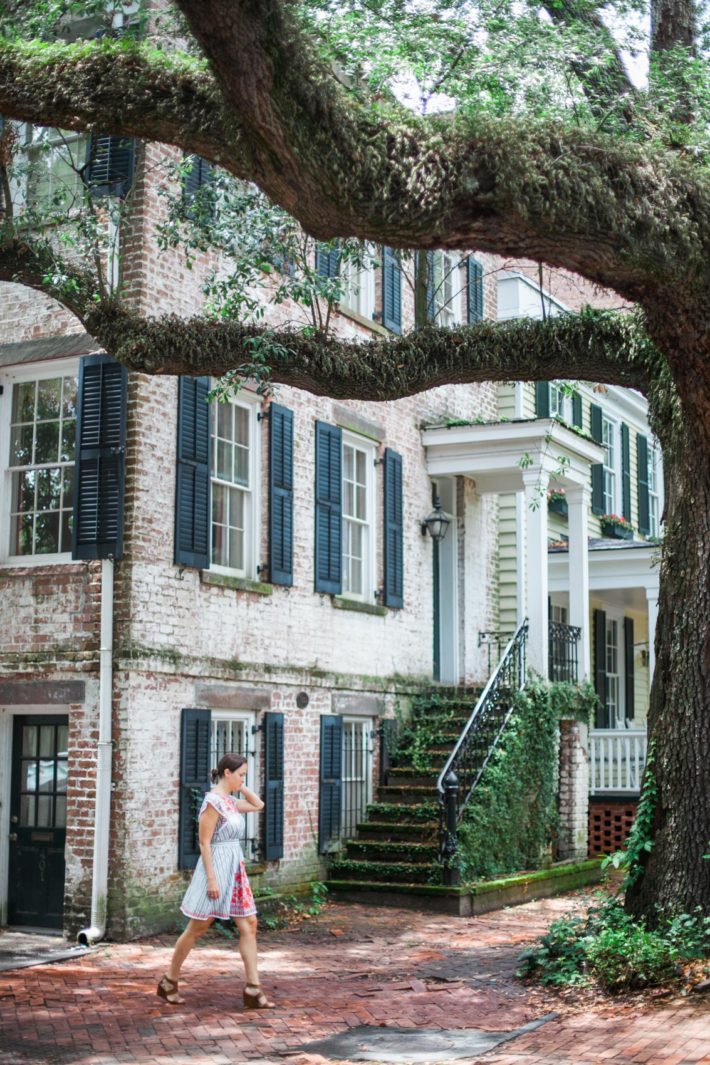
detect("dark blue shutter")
(572, 393), (583, 429)
(590, 403), (605, 515)
(637, 434), (650, 535)
(72, 354), (127, 561)
(179, 707), (211, 869)
(382, 246), (402, 334)
(316, 244), (341, 278)
(624, 617), (635, 723)
(383, 448), (404, 609)
(175, 376), (211, 569)
(183, 154), (213, 197)
(593, 609), (608, 728)
(269, 403), (294, 586)
(319, 715), (342, 853)
(621, 423), (631, 521)
(426, 250), (435, 321)
(535, 382), (551, 418)
(263, 712), (284, 860)
(466, 257), (484, 322)
(314, 422), (342, 594)
(85, 134), (135, 198)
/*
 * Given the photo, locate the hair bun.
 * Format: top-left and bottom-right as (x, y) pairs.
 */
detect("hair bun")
(210, 768), (219, 784)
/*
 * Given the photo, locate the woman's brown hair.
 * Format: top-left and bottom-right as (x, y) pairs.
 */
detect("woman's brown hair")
(211, 753), (247, 784)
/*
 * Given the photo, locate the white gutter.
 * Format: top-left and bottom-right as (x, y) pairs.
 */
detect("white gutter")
(77, 557), (114, 946)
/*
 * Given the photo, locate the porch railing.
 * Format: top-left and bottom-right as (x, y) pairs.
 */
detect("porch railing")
(549, 622), (581, 682)
(589, 729), (648, 795)
(437, 620), (528, 884)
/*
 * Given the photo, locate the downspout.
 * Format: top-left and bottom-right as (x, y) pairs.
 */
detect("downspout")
(77, 557), (114, 946)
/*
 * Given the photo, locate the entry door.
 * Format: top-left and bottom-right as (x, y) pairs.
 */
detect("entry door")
(9, 716), (68, 928)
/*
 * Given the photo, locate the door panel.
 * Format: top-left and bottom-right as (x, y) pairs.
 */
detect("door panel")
(9, 715), (67, 928)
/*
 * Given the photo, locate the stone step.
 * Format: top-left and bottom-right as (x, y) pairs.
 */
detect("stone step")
(365, 801), (439, 824)
(344, 840), (439, 864)
(386, 767), (441, 786)
(377, 785), (437, 806)
(329, 858), (433, 885)
(355, 820), (438, 842)
(325, 880), (470, 915)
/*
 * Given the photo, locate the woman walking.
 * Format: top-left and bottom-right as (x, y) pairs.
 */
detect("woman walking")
(157, 753), (274, 1008)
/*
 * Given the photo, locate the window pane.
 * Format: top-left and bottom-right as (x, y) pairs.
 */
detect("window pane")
(229, 527), (244, 571)
(38, 759), (55, 792)
(22, 726), (38, 757)
(62, 467), (74, 508)
(12, 381), (35, 423)
(10, 512), (33, 555)
(21, 762), (37, 792)
(60, 509), (73, 553)
(216, 402), (232, 440)
(57, 725), (68, 758)
(37, 378), (62, 420)
(34, 511), (60, 554)
(234, 444), (249, 487)
(20, 794), (36, 827)
(61, 376), (77, 419)
(37, 795), (52, 827)
(36, 468), (62, 511)
(344, 480), (354, 517)
(55, 795), (67, 828)
(34, 420), (60, 465)
(39, 726), (54, 758)
(234, 407), (250, 447)
(355, 449), (367, 485)
(343, 445), (354, 482)
(12, 470), (35, 513)
(212, 522), (228, 567)
(10, 424), (33, 466)
(56, 760), (68, 794)
(216, 439), (232, 482)
(60, 419), (76, 463)
(355, 484), (366, 520)
(230, 487), (245, 531)
(212, 482), (226, 525)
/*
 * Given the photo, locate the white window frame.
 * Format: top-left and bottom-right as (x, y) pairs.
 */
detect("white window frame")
(432, 251), (461, 327)
(340, 716), (374, 840)
(341, 430), (377, 603)
(601, 414), (618, 516)
(339, 252), (376, 321)
(0, 358), (79, 567)
(19, 124), (90, 214)
(605, 611), (625, 727)
(648, 439), (662, 538)
(210, 710), (259, 862)
(550, 384), (573, 424)
(210, 391), (261, 579)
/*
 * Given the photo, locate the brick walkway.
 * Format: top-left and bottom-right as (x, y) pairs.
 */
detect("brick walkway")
(0, 892), (708, 1065)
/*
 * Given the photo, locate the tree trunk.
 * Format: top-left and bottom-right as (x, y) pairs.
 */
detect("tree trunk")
(626, 415), (710, 917)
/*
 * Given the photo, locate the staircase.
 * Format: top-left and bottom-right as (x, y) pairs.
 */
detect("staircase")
(325, 689), (482, 909)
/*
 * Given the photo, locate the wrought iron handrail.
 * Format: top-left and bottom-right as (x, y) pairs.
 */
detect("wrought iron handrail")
(437, 619), (529, 883)
(548, 621), (581, 682)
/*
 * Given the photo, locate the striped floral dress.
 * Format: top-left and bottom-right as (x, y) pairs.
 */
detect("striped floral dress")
(180, 791), (257, 920)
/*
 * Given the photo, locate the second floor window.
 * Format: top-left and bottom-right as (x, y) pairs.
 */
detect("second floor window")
(339, 257), (375, 320)
(602, 416), (617, 515)
(648, 441), (661, 538)
(4, 369), (77, 559)
(432, 252), (459, 327)
(211, 397), (258, 576)
(23, 126), (89, 210)
(342, 434), (375, 599)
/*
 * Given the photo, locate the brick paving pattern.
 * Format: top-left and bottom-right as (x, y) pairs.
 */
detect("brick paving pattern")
(0, 892), (708, 1065)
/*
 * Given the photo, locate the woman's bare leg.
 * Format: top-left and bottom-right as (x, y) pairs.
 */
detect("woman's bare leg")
(166, 918), (213, 981)
(233, 915), (259, 985)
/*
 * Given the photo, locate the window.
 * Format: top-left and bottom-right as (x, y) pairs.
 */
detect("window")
(340, 717), (374, 839)
(605, 617), (621, 726)
(339, 257), (375, 320)
(550, 385), (572, 423)
(2, 364), (78, 561)
(602, 416), (617, 515)
(341, 433), (376, 599)
(211, 396), (259, 576)
(23, 126), (89, 210)
(648, 440), (661, 538)
(431, 252), (459, 327)
(210, 711), (259, 860)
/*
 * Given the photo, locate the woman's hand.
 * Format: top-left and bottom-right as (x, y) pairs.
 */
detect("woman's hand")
(207, 877), (220, 899)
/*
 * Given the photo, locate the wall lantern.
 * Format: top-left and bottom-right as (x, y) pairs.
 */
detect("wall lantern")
(421, 497), (451, 543)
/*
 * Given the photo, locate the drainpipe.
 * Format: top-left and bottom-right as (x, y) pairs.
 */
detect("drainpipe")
(77, 557), (114, 946)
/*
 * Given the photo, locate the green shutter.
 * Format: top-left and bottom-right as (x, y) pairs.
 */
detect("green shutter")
(621, 423), (631, 521)
(382, 246), (402, 334)
(175, 376), (211, 569)
(383, 449), (404, 608)
(179, 707), (211, 869)
(263, 712), (284, 860)
(268, 403), (294, 586)
(637, 434), (650, 535)
(182, 154), (216, 220)
(535, 382), (551, 418)
(318, 715), (342, 853)
(314, 422), (342, 594)
(572, 393), (583, 429)
(593, 609), (608, 728)
(316, 244), (341, 278)
(624, 617), (635, 723)
(72, 354), (128, 561)
(590, 403), (605, 515)
(466, 257), (484, 323)
(85, 134), (136, 198)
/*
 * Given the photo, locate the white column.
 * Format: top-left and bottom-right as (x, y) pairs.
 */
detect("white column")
(522, 468), (549, 678)
(646, 583), (659, 680)
(566, 484), (591, 681)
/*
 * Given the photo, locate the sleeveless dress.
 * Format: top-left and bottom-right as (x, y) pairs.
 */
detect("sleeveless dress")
(180, 791), (257, 920)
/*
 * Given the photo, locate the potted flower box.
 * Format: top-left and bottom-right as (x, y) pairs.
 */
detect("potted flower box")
(547, 490), (568, 516)
(600, 514), (634, 540)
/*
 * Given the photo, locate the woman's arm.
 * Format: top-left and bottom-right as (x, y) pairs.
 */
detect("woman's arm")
(235, 784), (264, 813)
(198, 805), (220, 898)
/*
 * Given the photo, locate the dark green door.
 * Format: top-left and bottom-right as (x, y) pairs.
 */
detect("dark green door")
(433, 539), (441, 681)
(9, 716), (68, 928)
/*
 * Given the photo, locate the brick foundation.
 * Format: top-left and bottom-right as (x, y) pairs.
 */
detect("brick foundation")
(588, 799), (638, 857)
